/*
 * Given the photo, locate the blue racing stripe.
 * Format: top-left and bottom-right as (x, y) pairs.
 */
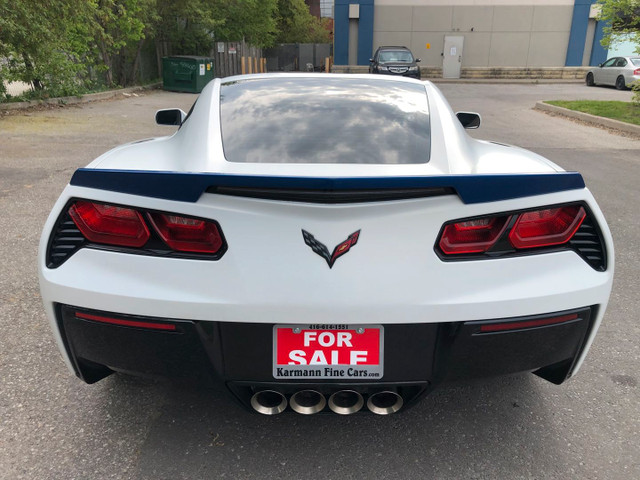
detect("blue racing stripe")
(69, 169), (585, 204)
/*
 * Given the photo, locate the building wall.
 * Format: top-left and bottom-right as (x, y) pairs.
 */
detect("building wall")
(373, 0), (574, 67)
(334, 0), (609, 68)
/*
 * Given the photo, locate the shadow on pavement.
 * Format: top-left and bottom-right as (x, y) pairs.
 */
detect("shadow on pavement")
(98, 373), (560, 479)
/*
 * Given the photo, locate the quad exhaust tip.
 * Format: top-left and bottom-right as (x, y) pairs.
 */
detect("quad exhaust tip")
(251, 390), (288, 415)
(289, 390), (326, 415)
(367, 391), (403, 415)
(328, 390), (365, 415)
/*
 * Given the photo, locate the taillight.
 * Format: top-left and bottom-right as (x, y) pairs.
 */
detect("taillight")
(69, 201), (150, 247)
(439, 216), (510, 254)
(147, 212), (223, 253)
(634, 68), (640, 75)
(437, 204), (591, 258)
(509, 206), (585, 249)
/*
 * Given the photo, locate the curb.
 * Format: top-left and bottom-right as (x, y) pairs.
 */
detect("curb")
(0, 83), (161, 111)
(534, 101), (640, 136)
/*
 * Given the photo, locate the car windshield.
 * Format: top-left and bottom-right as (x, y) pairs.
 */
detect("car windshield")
(378, 50), (414, 63)
(219, 77), (431, 164)
(631, 58), (640, 66)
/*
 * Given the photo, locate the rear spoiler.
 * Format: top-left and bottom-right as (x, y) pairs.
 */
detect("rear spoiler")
(70, 169), (585, 205)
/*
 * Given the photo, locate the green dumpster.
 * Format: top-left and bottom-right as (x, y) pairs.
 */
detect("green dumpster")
(162, 56), (214, 93)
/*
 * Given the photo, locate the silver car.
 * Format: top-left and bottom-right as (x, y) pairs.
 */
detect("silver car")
(586, 56), (640, 89)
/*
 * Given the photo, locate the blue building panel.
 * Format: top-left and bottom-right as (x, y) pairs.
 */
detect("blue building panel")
(566, 0), (593, 66)
(590, 21), (609, 65)
(334, 2), (350, 65)
(334, 0), (374, 66)
(357, 1), (374, 65)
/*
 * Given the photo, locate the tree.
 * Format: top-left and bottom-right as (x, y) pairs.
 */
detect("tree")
(86, 0), (155, 87)
(597, 0), (640, 53)
(275, 0), (331, 44)
(0, 0), (93, 96)
(212, 0), (278, 48)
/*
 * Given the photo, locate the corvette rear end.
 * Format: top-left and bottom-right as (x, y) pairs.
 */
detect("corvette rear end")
(39, 74), (614, 415)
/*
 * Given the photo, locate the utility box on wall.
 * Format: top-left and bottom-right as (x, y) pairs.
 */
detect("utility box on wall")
(162, 56), (214, 93)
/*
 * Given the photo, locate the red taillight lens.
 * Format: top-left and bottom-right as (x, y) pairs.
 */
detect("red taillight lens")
(147, 212), (223, 253)
(439, 215), (510, 254)
(508, 206), (586, 249)
(634, 68), (640, 75)
(69, 201), (150, 247)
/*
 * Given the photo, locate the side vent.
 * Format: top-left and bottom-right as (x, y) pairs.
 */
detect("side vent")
(569, 216), (606, 271)
(47, 212), (85, 268)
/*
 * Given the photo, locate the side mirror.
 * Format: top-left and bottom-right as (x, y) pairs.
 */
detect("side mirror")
(155, 108), (187, 126)
(456, 111), (481, 129)
(369, 58), (374, 63)
(598, 63), (603, 68)
(416, 58), (421, 63)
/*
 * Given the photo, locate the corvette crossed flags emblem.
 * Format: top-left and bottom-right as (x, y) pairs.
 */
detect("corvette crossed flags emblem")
(301, 229), (361, 268)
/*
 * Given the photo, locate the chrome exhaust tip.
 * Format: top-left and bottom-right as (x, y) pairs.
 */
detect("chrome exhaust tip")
(367, 391), (403, 415)
(290, 390), (326, 415)
(250, 390), (287, 415)
(328, 390), (364, 415)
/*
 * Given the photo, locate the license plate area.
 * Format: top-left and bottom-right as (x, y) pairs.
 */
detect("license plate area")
(273, 324), (384, 380)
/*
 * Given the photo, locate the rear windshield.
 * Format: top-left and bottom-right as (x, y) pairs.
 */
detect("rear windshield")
(631, 58), (640, 66)
(379, 50), (414, 63)
(219, 77), (430, 164)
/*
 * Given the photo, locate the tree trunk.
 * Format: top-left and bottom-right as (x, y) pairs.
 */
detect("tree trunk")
(131, 38), (146, 84)
(118, 46), (127, 86)
(22, 54), (43, 90)
(99, 40), (113, 86)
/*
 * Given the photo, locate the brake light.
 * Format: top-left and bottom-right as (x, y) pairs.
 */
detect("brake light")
(147, 212), (223, 253)
(634, 68), (640, 75)
(509, 206), (585, 249)
(438, 216), (510, 254)
(69, 201), (150, 247)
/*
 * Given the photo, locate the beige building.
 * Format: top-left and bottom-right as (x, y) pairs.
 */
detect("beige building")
(334, 0), (608, 70)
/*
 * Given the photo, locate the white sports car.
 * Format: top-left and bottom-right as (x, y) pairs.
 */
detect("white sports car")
(39, 74), (614, 415)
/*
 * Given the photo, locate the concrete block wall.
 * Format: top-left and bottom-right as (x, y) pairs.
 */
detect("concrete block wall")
(331, 65), (591, 80)
(372, 0), (575, 68)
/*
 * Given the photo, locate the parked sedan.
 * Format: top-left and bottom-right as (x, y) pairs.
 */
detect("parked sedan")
(369, 46), (421, 79)
(586, 56), (640, 89)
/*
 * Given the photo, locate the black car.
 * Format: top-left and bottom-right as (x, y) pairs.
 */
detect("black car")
(369, 46), (421, 79)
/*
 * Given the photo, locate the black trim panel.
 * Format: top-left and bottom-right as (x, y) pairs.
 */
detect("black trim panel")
(56, 304), (595, 408)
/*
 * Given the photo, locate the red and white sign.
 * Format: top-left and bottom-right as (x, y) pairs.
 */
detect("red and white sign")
(273, 325), (383, 379)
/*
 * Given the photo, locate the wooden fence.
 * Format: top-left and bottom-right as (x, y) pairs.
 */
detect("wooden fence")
(211, 42), (333, 77)
(211, 41), (266, 78)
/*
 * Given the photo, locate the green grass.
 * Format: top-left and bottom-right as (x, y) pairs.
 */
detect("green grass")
(545, 100), (640, 126)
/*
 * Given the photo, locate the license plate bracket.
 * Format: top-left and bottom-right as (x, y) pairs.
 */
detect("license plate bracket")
(273, 324), (384, 380)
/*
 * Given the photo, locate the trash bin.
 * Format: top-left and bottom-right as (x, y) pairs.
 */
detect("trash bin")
(162, 56), (214, 93)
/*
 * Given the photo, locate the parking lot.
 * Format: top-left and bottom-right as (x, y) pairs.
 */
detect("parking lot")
(0, 82), (638, 479)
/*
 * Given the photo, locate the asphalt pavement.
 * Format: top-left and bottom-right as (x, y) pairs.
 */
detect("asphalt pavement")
(0, 82), (638, 480)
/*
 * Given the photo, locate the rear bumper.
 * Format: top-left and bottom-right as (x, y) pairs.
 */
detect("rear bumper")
(56, 304), (595, 410)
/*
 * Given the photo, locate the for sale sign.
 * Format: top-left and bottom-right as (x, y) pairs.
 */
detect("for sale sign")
(273, 325), (384, 379)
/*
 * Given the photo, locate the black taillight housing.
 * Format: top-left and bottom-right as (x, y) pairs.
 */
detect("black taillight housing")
(47, 200), (227, 268)
(435, 203), (607, 271)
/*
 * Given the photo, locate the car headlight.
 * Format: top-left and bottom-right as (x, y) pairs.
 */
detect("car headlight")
(409, 66), (418, 72)
(378, 66), (389, 71)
